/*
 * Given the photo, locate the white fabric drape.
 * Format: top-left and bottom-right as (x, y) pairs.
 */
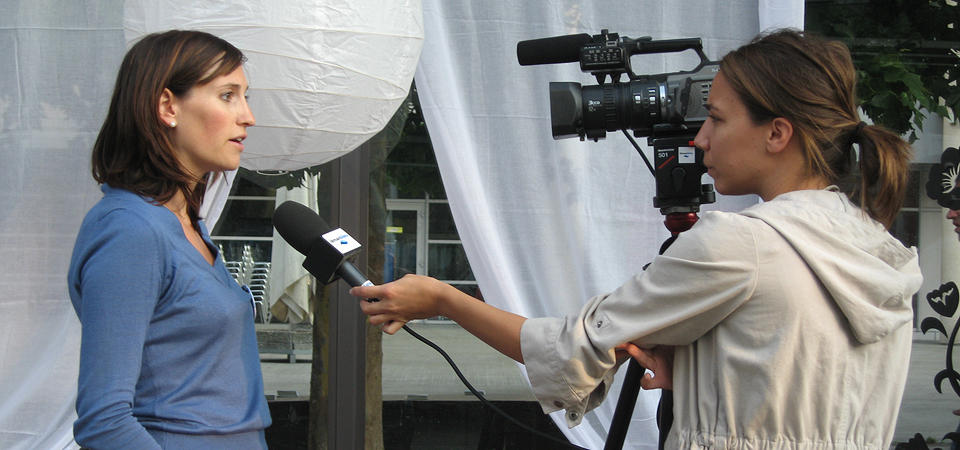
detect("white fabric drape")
(0, 2), (124, 449)
(415, 2), (802, 448)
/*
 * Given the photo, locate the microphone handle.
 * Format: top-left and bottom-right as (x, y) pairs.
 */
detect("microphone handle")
(337, 261), (380, 302)
(338, 261), (373, 287)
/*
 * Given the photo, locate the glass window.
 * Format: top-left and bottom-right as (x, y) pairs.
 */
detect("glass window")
(210, 175), (277, 251)
(383, 84), (446, 200)
(232, 176), (278, 197)
(889, 168), (920, 248)
(385, 209), (421, 282)
(428, 202), (459, 240)
(210, 168), (327, 324)
(427, 243), (475, 282)
(213, 197), (276, 238)
(890, 210), (919, 248)
(379, 84), (480, 314)
(903, 167), (920, 209)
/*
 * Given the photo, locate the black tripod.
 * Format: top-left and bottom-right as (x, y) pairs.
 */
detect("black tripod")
(603, 131), (713, 450)
(602, 211), (697, 450)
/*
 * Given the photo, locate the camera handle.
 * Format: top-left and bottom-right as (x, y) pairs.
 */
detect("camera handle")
(603, 210), (699, 450)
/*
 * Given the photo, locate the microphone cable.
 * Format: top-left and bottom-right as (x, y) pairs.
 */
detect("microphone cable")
(401, 324), (589, 450)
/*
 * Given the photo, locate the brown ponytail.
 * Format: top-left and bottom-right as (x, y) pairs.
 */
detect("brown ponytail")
(852, 123), (912, 227)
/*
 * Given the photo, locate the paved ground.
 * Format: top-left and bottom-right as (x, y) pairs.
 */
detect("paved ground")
(260, 324), (960, 447)
(259, 321), (532, 402)
(894, 337), (960, 446)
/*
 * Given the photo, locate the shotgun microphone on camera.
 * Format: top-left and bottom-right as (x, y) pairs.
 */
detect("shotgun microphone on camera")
(517, 33), (593, 66)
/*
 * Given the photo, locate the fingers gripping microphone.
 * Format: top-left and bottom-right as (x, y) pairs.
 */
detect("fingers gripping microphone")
(272, 201), (373, 288)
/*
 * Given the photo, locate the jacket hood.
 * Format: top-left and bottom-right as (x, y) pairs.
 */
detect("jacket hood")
(740, 188), (922, 344)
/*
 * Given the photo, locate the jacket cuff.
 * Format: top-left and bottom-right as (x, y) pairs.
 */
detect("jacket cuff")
(520, 317), (600, 427)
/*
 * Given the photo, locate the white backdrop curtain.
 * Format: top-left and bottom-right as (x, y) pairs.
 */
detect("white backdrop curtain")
(415, 1), (802, 448)
(0, 2), (123, 449)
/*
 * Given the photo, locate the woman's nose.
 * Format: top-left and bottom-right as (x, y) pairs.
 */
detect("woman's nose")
(239, 102), (255, 127)
(693, 127), (708, 150)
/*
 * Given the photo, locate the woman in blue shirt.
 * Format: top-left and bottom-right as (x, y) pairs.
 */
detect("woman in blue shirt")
(68, 30), (271, 450)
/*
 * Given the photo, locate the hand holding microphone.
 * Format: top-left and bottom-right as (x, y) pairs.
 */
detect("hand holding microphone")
(351, 274), (456, 334)
(272, 201), (445, 333)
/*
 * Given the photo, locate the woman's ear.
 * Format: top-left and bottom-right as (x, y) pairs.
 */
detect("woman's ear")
(766, 117), (795, 154)
(158, 88), (177, 128)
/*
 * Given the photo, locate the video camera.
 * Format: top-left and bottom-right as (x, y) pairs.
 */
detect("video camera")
(517, 30), (718, 214)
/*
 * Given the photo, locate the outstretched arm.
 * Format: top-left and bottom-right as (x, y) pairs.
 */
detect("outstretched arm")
(352, 274), (528, 363)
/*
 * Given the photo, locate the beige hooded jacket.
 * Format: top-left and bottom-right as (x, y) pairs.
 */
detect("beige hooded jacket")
(521, 187), (922, 450)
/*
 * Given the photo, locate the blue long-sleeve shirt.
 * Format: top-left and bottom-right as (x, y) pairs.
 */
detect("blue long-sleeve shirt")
(68, 185), (271, 449)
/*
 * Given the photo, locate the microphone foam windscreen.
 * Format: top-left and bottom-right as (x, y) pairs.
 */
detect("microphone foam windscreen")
(272, 201), (329, 255)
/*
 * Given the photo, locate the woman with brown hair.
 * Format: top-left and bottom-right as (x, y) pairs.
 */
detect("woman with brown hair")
(68, 30), (270, 449)
(353, 29), (921, 449)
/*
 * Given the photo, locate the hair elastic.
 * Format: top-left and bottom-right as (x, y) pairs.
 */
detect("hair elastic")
(856, 121), (867, 137)
(845, 121), (868, 153)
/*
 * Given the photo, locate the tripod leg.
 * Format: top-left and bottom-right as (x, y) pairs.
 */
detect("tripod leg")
(605, 213), (692, 449)
(658, 391), (673, 450)
(603, 356), (674, 450)
(602, 359), (645, 450)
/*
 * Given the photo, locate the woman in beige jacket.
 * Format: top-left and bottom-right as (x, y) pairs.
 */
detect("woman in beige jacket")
(353, 29), (921, 450)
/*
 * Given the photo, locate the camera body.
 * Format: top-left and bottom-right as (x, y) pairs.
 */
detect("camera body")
(518, 30), (717, 213)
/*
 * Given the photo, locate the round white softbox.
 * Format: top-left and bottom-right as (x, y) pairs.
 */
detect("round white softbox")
(124, 0), (424, 171)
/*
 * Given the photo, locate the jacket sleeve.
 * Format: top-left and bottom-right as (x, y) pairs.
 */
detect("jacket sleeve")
(520, 211), (760, 426)
(71, 209), (164, 450)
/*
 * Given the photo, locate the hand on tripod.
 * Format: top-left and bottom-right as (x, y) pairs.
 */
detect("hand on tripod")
(617, 343), (674, 391)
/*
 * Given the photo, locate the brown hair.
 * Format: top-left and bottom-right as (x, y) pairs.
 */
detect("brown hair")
(92, 29), (246, 229)
(719, 29), (913, 228)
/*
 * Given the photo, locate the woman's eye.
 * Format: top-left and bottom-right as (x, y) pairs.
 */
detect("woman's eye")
(221, 92), (233, 101)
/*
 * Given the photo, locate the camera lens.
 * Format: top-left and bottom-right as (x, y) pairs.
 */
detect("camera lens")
(581, 81), (661, 140)
(549, 81), (663, 141)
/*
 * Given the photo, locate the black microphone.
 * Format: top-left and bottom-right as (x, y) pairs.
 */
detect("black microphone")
(272, 201), (374, 289)
(516, 33), (592, 66)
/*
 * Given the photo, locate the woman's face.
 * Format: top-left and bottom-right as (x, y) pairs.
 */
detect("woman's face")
(167, 66), (255, 179)
(693, 71), (775, 199)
